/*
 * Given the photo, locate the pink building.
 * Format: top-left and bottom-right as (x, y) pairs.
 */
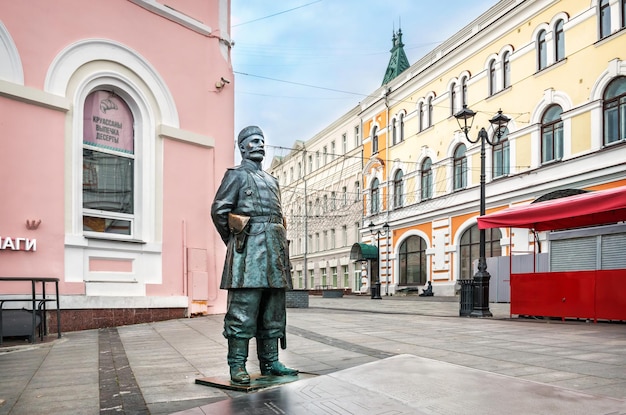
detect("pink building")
(0, 0), (232, 332)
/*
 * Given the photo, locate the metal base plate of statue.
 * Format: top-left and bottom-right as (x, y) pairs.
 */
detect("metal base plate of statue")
(195, 373), (302, 393)
(189, 355), (626, 415)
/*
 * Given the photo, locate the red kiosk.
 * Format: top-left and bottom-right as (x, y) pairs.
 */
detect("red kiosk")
(478, 186), (626, 322)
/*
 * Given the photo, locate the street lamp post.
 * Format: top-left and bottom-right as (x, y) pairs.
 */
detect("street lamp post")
(454, 105), (510, 318)
(368, 221), (389, 300)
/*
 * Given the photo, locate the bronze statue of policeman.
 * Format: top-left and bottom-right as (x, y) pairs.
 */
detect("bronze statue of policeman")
(211, 125), (298, 384)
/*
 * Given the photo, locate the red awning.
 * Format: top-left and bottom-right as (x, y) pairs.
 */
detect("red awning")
(478, 185), (626, 231)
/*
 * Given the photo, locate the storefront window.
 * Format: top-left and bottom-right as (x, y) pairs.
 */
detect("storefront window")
(82, 91), (135, 237)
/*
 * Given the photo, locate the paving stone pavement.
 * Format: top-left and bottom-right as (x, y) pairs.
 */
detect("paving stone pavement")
(0, 295), (625, 414)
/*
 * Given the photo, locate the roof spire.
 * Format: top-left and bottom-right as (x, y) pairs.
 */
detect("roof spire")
(381, 24), (410, 85)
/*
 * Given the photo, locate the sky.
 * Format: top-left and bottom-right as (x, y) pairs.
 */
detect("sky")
(230, 0), (496, 165)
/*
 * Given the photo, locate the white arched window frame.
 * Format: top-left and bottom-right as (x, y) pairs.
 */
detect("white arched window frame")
(0, 21), (24, 85)
(453, 144), (467, 190)
(446, 131), (469, 193)
(554, 19), (565, 62)
(371, 124), (379, 153)
(394, 229), (431, 288)
(449, 80), (458, 116)
(459, 73), (469, 108)
(392, 168), (404, 209)
(530, 89), (573, 168)
(426, 93), (435, 128)
(537, 29), (548, 71)
(599, 0), (612, 39)
(590, 59), (626, 151)
(74, 77), (156, 242)
(488, 58), (497, 95)
(370, 177), (380, 214)
(420, 157), (433, 200)
(502, 51), (511, 89)
(497, 45), (514, 90)
(417, 100), (425, 132)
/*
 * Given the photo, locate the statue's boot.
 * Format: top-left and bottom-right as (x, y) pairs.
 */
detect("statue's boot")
(227, 338), (250, 384)
(257, 338), (299, 376)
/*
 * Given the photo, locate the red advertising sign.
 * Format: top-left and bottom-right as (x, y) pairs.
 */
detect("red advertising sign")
(83, 91), (134, 154)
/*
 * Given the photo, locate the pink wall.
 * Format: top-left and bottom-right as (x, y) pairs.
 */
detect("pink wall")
(0, 0), (233, 315)
(0, 99), (66, 278)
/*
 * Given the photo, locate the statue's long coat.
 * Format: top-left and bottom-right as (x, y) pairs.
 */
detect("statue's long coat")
(211, 159), (292, 290)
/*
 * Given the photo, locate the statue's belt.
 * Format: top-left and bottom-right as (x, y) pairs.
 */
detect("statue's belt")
(248, 215), (283, 224)
(228, 214), (284, 253)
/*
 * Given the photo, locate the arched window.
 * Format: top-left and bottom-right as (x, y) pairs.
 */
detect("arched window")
(600, 0), (611, 38)
(372, 125), (379, 153)
(453, 144), (467, 190)
(427, 97), (433, 128)
(603, 76), (626, 145)
(421, 158), (432, 200)
(418, 103), (424, 132)
(399, 112), (405, 142)
(450, 82), (457, 116)
(541, 105), (564, 163)
(489, 60), (497, 95)
(492, 127), (510, 178)
(392, 118), (397, 145)
(370, 178), (379, 214)
(461, 76), (468, 107)
(82, 91), (135, 236)
(393, 170), (404, 208)
(555, 20), (565, 62)
(502, 51), (511, 89)
(460, 225), (502, 280)
(398, 235), (427, 286)
(537, 30), (547, 70)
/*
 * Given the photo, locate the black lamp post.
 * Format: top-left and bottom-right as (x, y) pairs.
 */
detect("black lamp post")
(454, 105), (510, 318)
(368, 221), (389, 300)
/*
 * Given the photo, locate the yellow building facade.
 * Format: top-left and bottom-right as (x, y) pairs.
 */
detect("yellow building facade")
(362, 0), (626, 295)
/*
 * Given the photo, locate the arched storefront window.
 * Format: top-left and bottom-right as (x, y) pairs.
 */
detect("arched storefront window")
(398, 235), (427, 286)
(459, 225), (502, 280)
(82, 90), (135, 236)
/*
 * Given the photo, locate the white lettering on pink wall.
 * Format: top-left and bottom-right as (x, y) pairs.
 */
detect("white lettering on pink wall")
(0, 237), (37, 251)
